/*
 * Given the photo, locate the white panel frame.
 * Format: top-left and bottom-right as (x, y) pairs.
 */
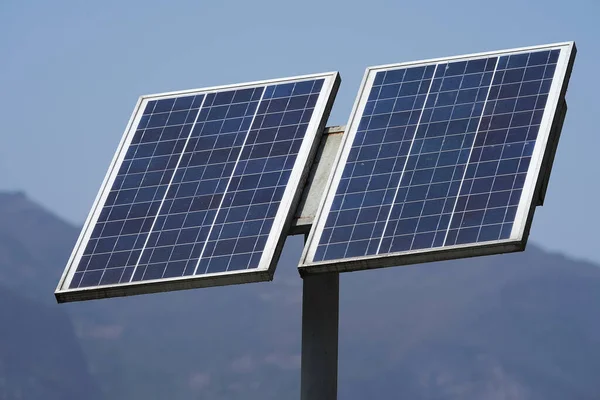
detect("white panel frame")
(299, 42), (576, 276)
(56, 72), (340, 302)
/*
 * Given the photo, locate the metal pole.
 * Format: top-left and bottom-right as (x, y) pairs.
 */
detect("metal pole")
(296, 128), (343, 400)
(300, 268), (339, 400)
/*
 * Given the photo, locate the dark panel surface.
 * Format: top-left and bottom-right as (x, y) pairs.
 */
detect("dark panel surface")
(313, 49), (562, 263)
(66, 76), (333, 291)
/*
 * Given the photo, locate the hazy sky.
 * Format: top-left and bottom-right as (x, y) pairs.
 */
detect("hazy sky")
(1, 0), (599, 263)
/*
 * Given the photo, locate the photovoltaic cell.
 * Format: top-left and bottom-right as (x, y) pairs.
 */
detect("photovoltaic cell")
(300, 43), (575, 274)
(56, 73), (339, 302)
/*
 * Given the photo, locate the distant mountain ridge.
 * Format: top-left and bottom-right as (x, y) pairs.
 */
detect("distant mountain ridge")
(0, 191), (79, 303)
(1, 190), (600, 400)
(0, 191), (103, 400)
(0, 282), (102, 400)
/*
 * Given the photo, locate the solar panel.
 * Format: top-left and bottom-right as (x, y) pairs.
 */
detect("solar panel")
(299, 43), (575, 275)
(56, 72), (340, 302)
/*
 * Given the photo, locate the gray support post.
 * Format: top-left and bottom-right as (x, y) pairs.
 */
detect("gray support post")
(297, 128), (343, 400)
(300, 271), (339, 400)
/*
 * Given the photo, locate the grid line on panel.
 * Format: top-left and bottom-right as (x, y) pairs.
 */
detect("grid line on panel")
(128, 80), (325, 281)
(469, 70), (522, 243)
(311, 47), (562, 265)
(443, 49), (558, 246)
(61, 73), (336, 297)
(196, 79), (323, 275)
(117, 80), (324, 281)
(376, 64), (439, 254)
(381, 51), (556, 251)
(126, 95), (208, 283)
(239, 83), (317, 262)
(313, 167), (529, 217)
(134, 80), (322, 279)
(490, 54), (548, 236)
(193, 87), (267, 275)
(442, 59), (499, 246)
(365, 58), (495, 256)
(386, 58), (496, 250)
(72, 94), (205, 288)
(315, 64), (441, 260)
(131, 86), (266, 282)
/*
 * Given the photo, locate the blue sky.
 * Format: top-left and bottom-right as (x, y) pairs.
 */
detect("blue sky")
(1, 0), (599, 263)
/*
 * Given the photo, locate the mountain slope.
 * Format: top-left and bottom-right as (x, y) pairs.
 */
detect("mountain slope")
(0, 191), (79, 303)
(0, 283), (103, 400)
(0, 192), (103, 399)
(1, 190), (600, 399)
(337, 246), (600, 400)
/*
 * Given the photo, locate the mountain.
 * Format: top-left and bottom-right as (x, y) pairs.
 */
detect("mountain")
(337, 246), (600, 400)
(0, 283), (102, 400)
(0, 192), (103, 400)
(1, 190), (600, 399)
(0, 191), (78, 304)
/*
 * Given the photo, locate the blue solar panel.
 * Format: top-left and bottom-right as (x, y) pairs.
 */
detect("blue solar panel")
(56, 73), (339, 302)
(300, 43), (575, 274)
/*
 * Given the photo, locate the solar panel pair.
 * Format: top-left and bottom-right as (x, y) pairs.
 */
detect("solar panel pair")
(55, 42), (575, 302)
